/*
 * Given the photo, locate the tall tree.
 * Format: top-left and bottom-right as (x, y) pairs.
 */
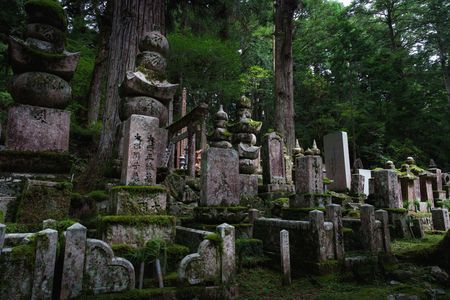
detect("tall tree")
(274, 0), (299, 154)
(97, 0), (165, 162)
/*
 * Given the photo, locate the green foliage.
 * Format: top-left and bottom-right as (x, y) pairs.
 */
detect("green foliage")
(167, 32), (241, 110)
(85, 190), (108, 202)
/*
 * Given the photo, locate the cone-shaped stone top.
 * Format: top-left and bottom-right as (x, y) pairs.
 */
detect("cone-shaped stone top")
(406, 157), (415, 165)
(237, 95), (252, 109)
(311, 140), (320, 156)
(293, 139), (304, 157)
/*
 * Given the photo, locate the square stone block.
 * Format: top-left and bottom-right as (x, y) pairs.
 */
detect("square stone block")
(6, 105), (70, 152)
(110, 186), (167, 215)
(16, 179), (71, 225)
(200, 147), (240, 206)
(121, 115), (160, 185)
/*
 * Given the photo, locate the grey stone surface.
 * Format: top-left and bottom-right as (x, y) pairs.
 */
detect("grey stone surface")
(373, 170), (402, 208)
(351, 174), (365, 196)
(262, 132), (286, 185)
(239, 174), (258, 197)
(6, 104), (70, 152)
(280, 229), (291, 285)
(295, 155), (324, 194)
(357, 169), (372, 196)
(360, 205), (377, 253)
(431, 208), (450, 231)
(326, 204), (344, 259)
(121, 115), (160, 185)
(200, 147), (240, 206)
(110, 188), (167, 215)
(60, 223), (87, 300)
(178, 239), (219, 285)
(309, 210), (327, 262)
(31, 228), (58, 300)
(175, 226), (212, 252)
(178, 223), (236, 285)
(375, 209), (391, 252)
(0, 196), (16, 221)
(42, 219), (57, 229)
(217, 223), (236, 283)
(121, 71), (178, 101)
(400, 178), (421, 207)
(103, 222), (174, 247)
(419, 175), (434, 202)
(323, 131), (351, 191)
(10, 72), (71, 109)
(26, 23), (65, 51)
(120, 96), (168, 125)
(0, 223), (5, 252)
(84, 239), (135, 294)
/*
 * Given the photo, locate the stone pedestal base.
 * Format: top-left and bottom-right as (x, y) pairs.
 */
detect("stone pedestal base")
(433, 190), (446, 200)
(100, 215), (175, 247)
(194, 206), (248, 224)
(290, 193), (332, 208)
(239, 174), (258, 197)
(16, 179), (71, 225)
(110, 186), (167, 215)
(259, 183), (294, 193)
(6, 105), (70, 152)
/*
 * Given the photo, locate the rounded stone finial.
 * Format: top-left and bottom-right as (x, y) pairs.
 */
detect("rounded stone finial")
(139, 31), (169, 55)
(237, 95), (252, 109)
(304, 148), (313, 156)
(293, 139), (304, 157)
(385, 160), (395, 169)
(215, 105), (228, 121)
(311, 140), (321, 155)
(406, 157), (415, 165)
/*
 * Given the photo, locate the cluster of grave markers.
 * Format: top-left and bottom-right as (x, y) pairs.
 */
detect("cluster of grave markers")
(1, 2), (450, 298)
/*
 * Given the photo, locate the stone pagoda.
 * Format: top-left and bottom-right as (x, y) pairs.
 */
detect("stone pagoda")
(1, 0), (79, 226)
(6, 0), (79, 153)
(228, 96), (262, 197)
(99, 31), (178, 248)
(119, 31), (178, 186)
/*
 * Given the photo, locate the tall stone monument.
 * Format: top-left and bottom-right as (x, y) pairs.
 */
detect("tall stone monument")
(119, 31), (177, 185)
(292, 141), (330, 207)
(200, 106), (240, 206)
(229, 96), (262, 197)
(323, 131), (351, 191)
(6, 0), (80, 152)
(261, 132), (295, 193)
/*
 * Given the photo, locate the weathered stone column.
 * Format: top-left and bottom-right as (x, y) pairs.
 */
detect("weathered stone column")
(0, 223), (5, 253)
(360, 204), (377, 254)
(32, 228), (58, 300)
(280, 229), (291, 285)
(309, 210), (326, 262)
(326, 204), (344, 259)
(431, 208), (450, 231)
(351, 174), (365, 196)
(60, 223), (87, 299)
(375, 209), (391, 253)
(187, 126), (196, 178)
(217, 223), (236, 284)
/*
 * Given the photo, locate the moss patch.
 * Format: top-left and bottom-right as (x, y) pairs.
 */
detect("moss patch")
(111, 185), (166, 193)
(25, 0), (67, 30)
(100, 215), (175, 226)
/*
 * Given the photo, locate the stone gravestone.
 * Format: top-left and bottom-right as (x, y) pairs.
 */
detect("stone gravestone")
(431, 208), (450, 231)
(373, 170), (402, 208)
(6, 105), (70, 152)
(295, 155), (323, 195)
(200, 147), (240, 206)
(323, 132), (351, 191)
(121, 115), (159, 185)
(357, 169), (372, 196)
(262, 132), (286, 186)
(280, 229), (291, 285)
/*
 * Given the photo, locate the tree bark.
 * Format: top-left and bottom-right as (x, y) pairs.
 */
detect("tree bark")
(97, 0), (165, 162)
(87, 2), (112, 125)
(274, 0), (298, 155)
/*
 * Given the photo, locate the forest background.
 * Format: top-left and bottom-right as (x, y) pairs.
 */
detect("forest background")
(0, 0), (448, 176)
